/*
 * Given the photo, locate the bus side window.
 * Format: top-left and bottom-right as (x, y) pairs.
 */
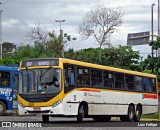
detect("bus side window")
(143, 77), (152, 92)
(103, 71), (114, 88)
(91, 69), (102, 87)
(125, 74), (134, 90)
(0, 71), (10, 86)
(64, 64), (75, 93)
(135, 76), (143, 91)
(151, 78), (156, 93)
(115, 73), (124, 89)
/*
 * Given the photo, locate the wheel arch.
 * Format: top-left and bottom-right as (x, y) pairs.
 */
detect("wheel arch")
(0, 99), (8, 110)
(129, 103), (135, 109)
(78, 101), (88, 116)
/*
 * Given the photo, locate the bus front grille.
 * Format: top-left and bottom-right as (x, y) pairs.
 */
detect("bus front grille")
(19, 93), (57, 102)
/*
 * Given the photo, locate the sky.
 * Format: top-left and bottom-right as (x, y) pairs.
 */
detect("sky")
(0, 0), (159, 59)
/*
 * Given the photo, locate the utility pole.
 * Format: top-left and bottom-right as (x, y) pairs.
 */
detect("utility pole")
(55, 20), (65, 58)
(158, 0), (160, 56)
(151, 3), (155, 72)
(0, 9), (2, 60)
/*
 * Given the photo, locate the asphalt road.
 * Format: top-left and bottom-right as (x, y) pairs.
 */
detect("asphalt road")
(0, 115), (159, 128)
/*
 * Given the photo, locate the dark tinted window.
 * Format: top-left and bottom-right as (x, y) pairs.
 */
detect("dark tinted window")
(143, 77), (152, 92)
(0, 71), (10, 86)
(151, 78), (156, 93)
(103, 71), (114, 88)
(115, 73), (124, 89)
(125, 74), (134, 90)
(77, 67), (90, 86)
(135, 76), (143, 91)
(91, 69), (103, 87)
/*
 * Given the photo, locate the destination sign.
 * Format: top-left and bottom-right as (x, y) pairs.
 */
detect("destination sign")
(21, 59), (59, 67)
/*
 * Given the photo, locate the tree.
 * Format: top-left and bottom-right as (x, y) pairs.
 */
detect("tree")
(78, 5), (123, 62)
(2, 42), (16, 53)
(26, 23), (76, 58)
(141, 36), (160, 90)
(65, 46), (140, 70)
(26, 23), (50, 45)
(48, 32), (76, 58)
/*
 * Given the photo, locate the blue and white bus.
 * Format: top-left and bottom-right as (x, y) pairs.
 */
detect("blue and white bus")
(0, 66), (19, 115)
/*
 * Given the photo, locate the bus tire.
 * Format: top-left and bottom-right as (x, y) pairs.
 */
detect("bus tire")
(134, 106), (141, 122)
(42, 115), (49, 123)
(0, 101), (6, 116)
(77, 104), (84, 123)
(127, 105), (135, 122)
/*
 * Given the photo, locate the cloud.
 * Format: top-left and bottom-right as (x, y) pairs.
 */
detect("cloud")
(0, 0), (158, 58)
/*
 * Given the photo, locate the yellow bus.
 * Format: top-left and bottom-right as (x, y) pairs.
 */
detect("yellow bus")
(17, 58), (158, 123)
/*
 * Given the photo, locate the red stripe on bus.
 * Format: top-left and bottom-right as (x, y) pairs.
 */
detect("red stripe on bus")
(144, 94), (158, 99)
(78, 89), (101, 92)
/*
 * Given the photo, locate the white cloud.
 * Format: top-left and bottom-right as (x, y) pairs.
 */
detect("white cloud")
(0, 0), (159, 58)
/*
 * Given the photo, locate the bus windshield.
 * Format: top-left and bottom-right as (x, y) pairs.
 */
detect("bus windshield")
(19, 68), (61, 94)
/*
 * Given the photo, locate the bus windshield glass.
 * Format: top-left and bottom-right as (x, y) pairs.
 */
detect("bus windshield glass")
(19, 68), (61, 94)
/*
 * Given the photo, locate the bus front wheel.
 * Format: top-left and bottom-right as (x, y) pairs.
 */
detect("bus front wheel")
(42, 115), (49, 123)
(0, 101), (6, 116)
(77, 105), (84, 123)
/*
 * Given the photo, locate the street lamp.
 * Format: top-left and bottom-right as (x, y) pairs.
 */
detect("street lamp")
(55, 20), (65, 31)
(151, 3), (155, 72)
(55, 20), (65, 57)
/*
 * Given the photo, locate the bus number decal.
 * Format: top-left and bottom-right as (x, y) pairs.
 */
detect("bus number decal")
(38, 61), (49, 66)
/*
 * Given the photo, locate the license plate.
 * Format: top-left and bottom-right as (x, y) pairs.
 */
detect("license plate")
(33, 107), (41, 111)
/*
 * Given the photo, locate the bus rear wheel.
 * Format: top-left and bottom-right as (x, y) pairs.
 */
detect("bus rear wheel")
(134, 106), (141, 122)
(42, 115), (49, 123)
(0, 101), (6, 116)
(77, 105), (84, 123)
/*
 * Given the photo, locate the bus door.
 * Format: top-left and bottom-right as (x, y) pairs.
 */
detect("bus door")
(13, 71), (19, 109)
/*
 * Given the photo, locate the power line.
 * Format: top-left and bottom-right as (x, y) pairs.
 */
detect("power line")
(0, 33), (29, 41)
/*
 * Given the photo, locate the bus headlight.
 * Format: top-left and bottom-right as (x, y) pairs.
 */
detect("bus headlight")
(18, 102), (25, 108)
(52, 100), (63, 108)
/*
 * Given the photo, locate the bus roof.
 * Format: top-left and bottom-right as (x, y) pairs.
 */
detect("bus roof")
(20, 58), (156, 78)
(59, 58), (157, 78)
(0, 66), (19, 71)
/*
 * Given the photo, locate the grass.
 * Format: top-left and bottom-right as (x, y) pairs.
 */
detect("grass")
(141, 113), (159, 119)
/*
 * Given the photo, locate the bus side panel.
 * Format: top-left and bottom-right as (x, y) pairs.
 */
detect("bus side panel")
(0, 88), (13, 110)
(63, 89), (103, 115)
(102, 91), (124, 115)
(123, 93), (143, 112)
(142, 94), (158, 114)
(63, 91), (80, 115)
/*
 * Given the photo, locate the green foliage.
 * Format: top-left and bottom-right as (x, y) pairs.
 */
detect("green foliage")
(2, 42), (16, 54)
(0, 58), (21, 65)
(65, 46), (140, 70)
(141, 36), (160, 89)
(48, 32), (76, 58)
